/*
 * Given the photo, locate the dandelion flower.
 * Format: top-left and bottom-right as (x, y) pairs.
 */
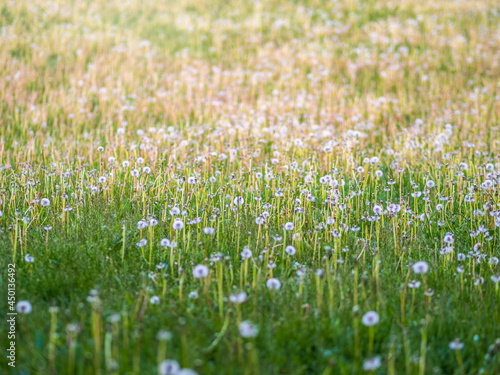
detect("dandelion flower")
(239, 321), (258, 338)
(449, 339), (464, 350)
(285, 245), (296, 256)
(159, 360), (180, 375)
(150, 296), (160, 304)
(266, 278), (281, 290)
(412, 261), (429, 274)
(229, 292), (247, 304)
(17, 301), (32, 314)
(193, 264), (209, 279)
(172, 219), (184, 230)
(361, 311), (379, 326)
(363, 356), (381, 371)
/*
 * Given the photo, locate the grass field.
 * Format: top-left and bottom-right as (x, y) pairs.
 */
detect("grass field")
(1, 0), (500, 374)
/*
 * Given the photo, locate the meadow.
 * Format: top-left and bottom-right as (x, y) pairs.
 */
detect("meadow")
(1, 0), (500, 373)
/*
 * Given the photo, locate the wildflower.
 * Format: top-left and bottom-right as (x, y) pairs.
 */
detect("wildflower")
(474, 277), (484, 286)
(491, 276), (500, 283)
(177, 369), (198, 375)
(363, 356), (381, 371)
(482, 180), (493, 189)
(426, 180), (435, 188)
(387, 204), (401, 214)
(266, 278), (281, 290)
(449, 339), (464, 350)
(241, 247), (253, 259)
(233, 196), (244, 205)
(17, 301), (32, 314)
(408, 281), (421, 289)
(150, 296), (160, 304)
(284, 222), (294, 230)
(172, 219), (184, 230)
(24, 254), (35, 263)
(424, 289), (435, 297)
(193, 264), (209, 279)
(373, 204), (383, 215)
(255, 216), (265, 225)
(137, 239), (147, 247)
(443, 233), (454, 244)
(137, 220), (149, 229)
(189, 291), (199, 299)
(412, 261), (429, 274)
(361, 311), (379, 326)
(203, 227), (215, 234)
(229, 292), (247, 304)
(157, 330), (172, 341)
(159, 360), (180, 375)
(170, 207), (181, 216)
(41, 198), (50, 207)
(285, 245), (296, 256)
(239, 321), (258, 338)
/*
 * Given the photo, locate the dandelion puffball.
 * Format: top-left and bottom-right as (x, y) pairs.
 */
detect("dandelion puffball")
(412, 261), (429, 274)
(361, 311), (379, 326)
(193, 264), (209, 279)
(16, 301), (32, 314)
(266, 278), (281, 290)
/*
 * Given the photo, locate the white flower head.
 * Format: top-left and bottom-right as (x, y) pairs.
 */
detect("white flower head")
(239, 321), (258, 338)
(449, 339), (464, 350)
(266, 278), (281, 290)
(172, 219), (184, 230)
(159, 360), (180, 375)
(150, 296), (160, 305)
(233, 196), (245, 206)
(17, 301), (32, 314)
(412, 261), (429, 274)
(361, 311), (379, 326)
(363, 356), (381, 371)
(193, 264), (209, 279)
